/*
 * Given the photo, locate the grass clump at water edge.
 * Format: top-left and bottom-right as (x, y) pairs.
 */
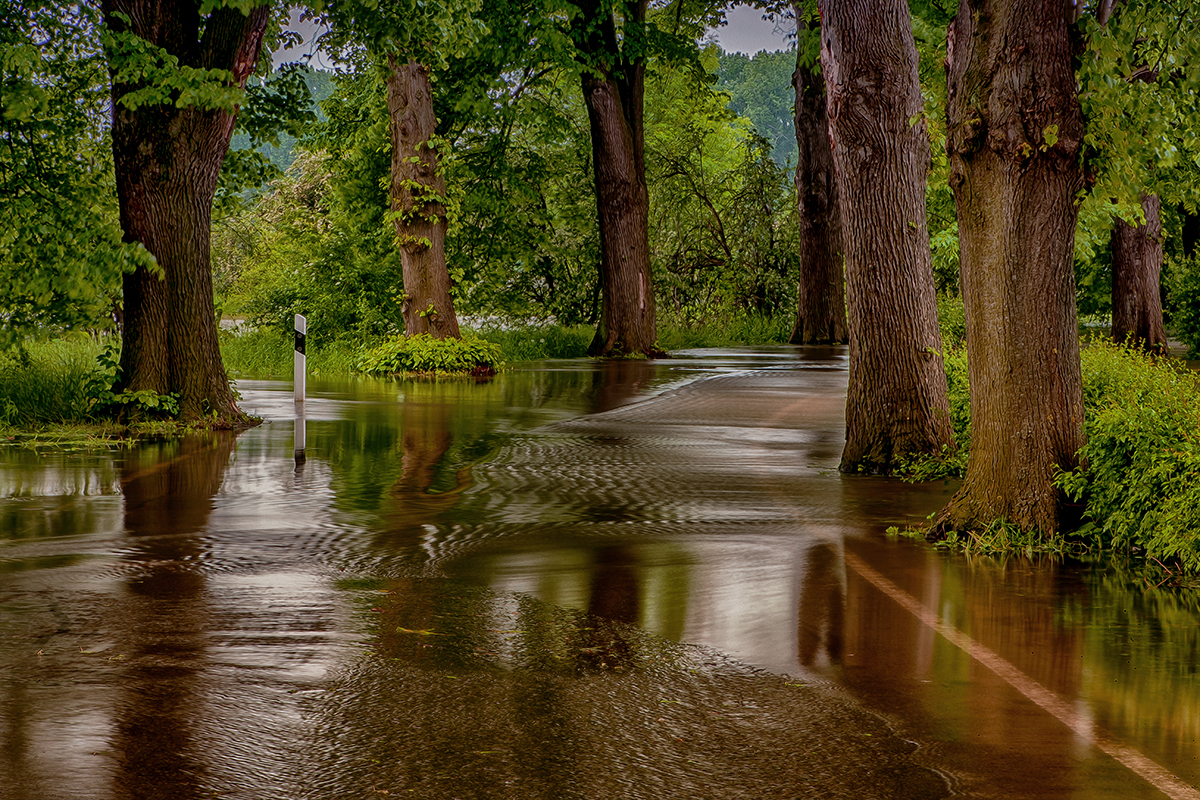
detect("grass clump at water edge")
(219, 326), (360, 377)
(0, 335), (188, 447)
(358, 333), (504, 376)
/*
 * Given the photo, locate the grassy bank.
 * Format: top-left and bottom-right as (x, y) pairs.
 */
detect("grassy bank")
(0, 335), (106, 428)
(899, 339), (1200, 578)
(219, 327), (361, 378)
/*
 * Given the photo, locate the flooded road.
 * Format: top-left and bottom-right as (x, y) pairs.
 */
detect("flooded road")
(1, 347), (1198, 799)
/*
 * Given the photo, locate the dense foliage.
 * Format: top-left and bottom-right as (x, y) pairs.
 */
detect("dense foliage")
(359, 334), (503, 376)
(0, 3), (149, 345)
(216, 44), (803, 345)
(1057, 342), (1200, 574)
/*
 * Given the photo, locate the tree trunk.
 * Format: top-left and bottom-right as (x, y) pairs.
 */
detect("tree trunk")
(935, 0), (1085, 535)
(789, 14), (847, 346)
(1112, 194), (1168, 353)
(105, 2), (268, 425)
(819, 0), (952, 473)
(572, 0), (657, 358)
(1182, 207), (1200, 259)
(387, 57), (461, 339)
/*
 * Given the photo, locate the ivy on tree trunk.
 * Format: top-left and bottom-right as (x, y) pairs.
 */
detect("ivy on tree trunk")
(387, 56), (461, 339)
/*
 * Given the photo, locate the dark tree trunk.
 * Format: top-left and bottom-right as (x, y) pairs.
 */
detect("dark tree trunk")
(789, 14), (847, 346)
(819, 0), (953, 473)
(1182, 207), (1200, 259)
(104, 2), (268, 425)
(387, 57), (461, 339)
(1112, 194), (1168, 353)
(935, 0), (1085, 535)
(572, 0), (657, 358)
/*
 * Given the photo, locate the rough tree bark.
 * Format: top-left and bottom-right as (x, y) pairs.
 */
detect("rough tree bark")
(1111, 194), (1168, 353)
(572, 0), (657, 358)
(934, 0), (1086, 535)
(788, 13), (847, 346)
(387, 56), (461, 339)
(104, 1), (268, 425)
(819, 0), (952, 472)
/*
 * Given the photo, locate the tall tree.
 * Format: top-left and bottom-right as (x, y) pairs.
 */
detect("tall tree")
(819, 0), (952, 472)
(1111, 195), (1168, 353)
(568, 0), (658, 357)
(103, 1), (271, 423)
(788, 10), (846, 346)
(386, 56), (460, 338)
(934, 0), (1085, 534)
(1086, 2), (1181, 356)
(323, 0), (484, 340)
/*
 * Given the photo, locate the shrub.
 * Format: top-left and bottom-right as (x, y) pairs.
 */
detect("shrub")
(1168, 253), (1200, 358)
(899, 339), (1200, 574)
(1055, 341), (1200, 574)
(358, 334), (504, 376)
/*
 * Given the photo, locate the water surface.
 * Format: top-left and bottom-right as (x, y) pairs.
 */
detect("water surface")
(1, 348), (1197, 799)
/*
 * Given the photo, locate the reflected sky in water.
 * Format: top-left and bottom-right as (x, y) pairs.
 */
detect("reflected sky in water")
(1, 348), (1197, 799)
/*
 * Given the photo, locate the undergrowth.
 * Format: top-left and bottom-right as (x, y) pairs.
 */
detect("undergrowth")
(656, 313), (792, 350)
(898, 338), (1200, 575)
(471, 324), (593, 361)
(219, 327), (360, 377)
(358, 334), (504, 376)
(0, 335), (105, 427)
(0, 335), (197, 445)
(887, 518), (1079, 559)
(1055, 341), (1200, 575)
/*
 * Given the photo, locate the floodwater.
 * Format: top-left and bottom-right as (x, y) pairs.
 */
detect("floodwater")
(1, 348), (1198, 800)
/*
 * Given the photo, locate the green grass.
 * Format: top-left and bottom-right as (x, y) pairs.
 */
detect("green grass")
(471, 324), (594, 361)
(0, 335), (107, 427)
(656, 313), (792, 350)
(219, 327), (360, 378)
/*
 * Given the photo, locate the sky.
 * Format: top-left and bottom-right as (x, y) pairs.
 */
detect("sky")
(274, 5), (794, 69)
(712, 6), (794, 55)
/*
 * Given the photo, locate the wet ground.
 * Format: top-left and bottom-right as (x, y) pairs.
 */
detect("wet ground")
(1, 347), (1198, 800)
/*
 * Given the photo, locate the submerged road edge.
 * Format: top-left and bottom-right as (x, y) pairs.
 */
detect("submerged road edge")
(843, 551), (1200, 800)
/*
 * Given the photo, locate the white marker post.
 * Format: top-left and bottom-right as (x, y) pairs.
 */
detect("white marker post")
(294, 314), (307, 465)
(294, 314), (307, 405)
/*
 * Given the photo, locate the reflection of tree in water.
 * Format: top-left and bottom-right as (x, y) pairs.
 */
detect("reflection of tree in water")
(110, 433), (235, 800)
(579, 545), (640, 670)
(387, 395), (470, 531)
(306, 578), (948, 800)
(1069, 565), (1200, 762)
(798, 542), (845, 668)
(590, 359), (659, 414)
